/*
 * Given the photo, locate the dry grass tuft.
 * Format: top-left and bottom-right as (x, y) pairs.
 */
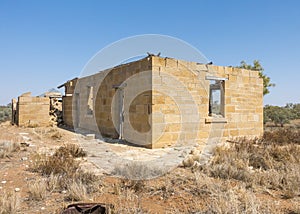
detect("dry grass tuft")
(112, 161), (163, 180)
(112, 162), (159, 194)
(30, 151), (79, 176)
(64, 180), (88, 201)
(114, 188), (145, 214)
(0, 191), (19, 214)
(148, 176), (177, 200)
(48, 128), (62, 140)
(74, 170), (102, 193)
(46, 173), (60, 193)
(55, 144), (87, 158)
(30, 144), (87, 176)
(0, 141), (20, 158)
(28, 178), (48, 201)
(205, 185), (281, 214)
(29, 145), (101, 203)
(200, 129), (300, 200)
(190, 171), (282, 213)
(121, 179), (145, 193)
(263, 128), (300, 145)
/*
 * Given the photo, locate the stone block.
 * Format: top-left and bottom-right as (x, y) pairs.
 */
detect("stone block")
(177, 59), (189, 70)
(152, 56), (166, 67)
(229, 129), (239, 136)
(198, 131), (209, 139)
(165, 58), (177, 68)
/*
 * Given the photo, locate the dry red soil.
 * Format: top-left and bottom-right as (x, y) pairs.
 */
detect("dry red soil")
(0, 122), (299, 213)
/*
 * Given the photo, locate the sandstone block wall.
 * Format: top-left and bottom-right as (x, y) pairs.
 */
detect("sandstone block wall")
(62, 96), (73, 127)
(151, 56), (263, 148)
(71, 58), (153, 146)
(63, 56), (263, 149)
(16, 94), (50, 127)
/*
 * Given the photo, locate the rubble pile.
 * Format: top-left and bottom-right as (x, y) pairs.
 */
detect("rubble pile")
(42, 90), (63, 126)
(49, 97), (63, 126)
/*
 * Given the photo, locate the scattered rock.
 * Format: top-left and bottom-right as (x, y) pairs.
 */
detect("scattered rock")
(22, 136), (31, 142)
(15, 188), (20, 192)
(86, 134), (95, 140)
(1, 180), (7, 184)
(21, 157), (28, 161)
(49, 97), (63, 126)
(62, 190), (67, 194)
(20, 142), (30, 147)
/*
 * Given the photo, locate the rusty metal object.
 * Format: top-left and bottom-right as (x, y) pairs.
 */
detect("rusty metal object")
(61, 203), (113, 214)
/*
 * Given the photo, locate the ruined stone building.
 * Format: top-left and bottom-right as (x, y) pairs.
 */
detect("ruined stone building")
(11, 91), (62, 127)
(59, 56), (263, 149)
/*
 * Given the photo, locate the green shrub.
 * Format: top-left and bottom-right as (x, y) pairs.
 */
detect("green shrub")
(0, 105), (11, 123)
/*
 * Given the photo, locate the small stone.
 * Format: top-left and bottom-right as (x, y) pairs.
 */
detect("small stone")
(86, 134), (95, 140)
(61, 190), (67, 194)
(20, 142), (30, 147)
(21, 157), (28, 161)
(41, 207), (45, 210)
(1, 181), (7, 184)
(22, 136), (31, 142)
(15, 188), (20, 192)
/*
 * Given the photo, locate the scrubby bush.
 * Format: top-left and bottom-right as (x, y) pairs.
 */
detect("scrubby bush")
(263, 128), (300, 145)
(200, 129), (300, 199)
(0, 141), (20, 158)
(28, 179), (48, 201)
(264, 103), (300, 126)
(0, 191), (19, 214)
(29, 144), (101, 202)
(0, 105), (11, 123)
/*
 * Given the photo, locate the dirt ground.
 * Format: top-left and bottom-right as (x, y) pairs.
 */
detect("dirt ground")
(0, 122), (299, 213)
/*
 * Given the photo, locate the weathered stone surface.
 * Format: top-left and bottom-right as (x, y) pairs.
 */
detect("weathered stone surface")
(60, 56), (263, 149)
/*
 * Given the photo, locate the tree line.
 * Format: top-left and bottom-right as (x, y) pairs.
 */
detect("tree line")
(264, 103), (300, 127)
(0, 104), (11, 122)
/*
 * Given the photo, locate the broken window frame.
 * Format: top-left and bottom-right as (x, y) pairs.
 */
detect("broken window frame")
(86, 86), (94, 116)
(206, 76), (227, 117)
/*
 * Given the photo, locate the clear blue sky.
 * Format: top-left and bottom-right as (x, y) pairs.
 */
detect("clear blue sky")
(1, 0), (299, 106)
